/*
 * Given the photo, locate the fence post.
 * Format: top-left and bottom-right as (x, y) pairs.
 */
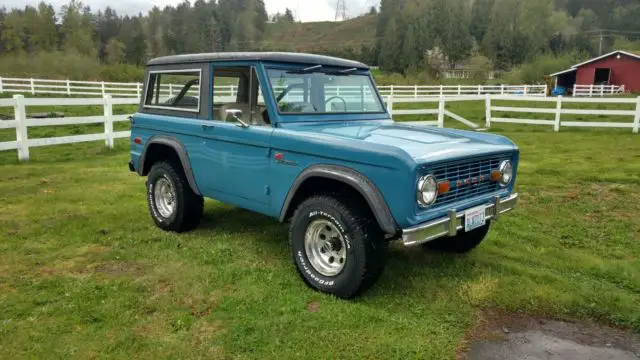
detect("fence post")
(589, 84), (593, 97)
(458, 85), (461, 95)
(478, 85), (482, 96)
(633, 96), (640, 134)
(387, 96), (394, 117)
(485, 94), (492, 129)
(169, 83), (173, 96)
(30, 78), (35, 95)
(0, 77), (3, 93)
(439, 85), (443, 97)
(415, 85), (419, 99)
(500, 84), (504, 95)
(554, 96), (562, 132)
(390, 85), (394, 98)
(66, 80), (71, 96)
(136, 83), (141, 98)
(13, 95), (29, 161)
(524, 86), (528, 95)
(103, 95), (114, 149)
(101, 81), (106, 96)
(437, 95), (445, 128)
(573, 83), (577, 97)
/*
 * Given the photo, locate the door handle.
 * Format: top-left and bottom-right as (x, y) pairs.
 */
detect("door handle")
(201, 122), (215, 129)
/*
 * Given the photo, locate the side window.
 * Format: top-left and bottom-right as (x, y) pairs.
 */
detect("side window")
(213, 67), (269, 126)
(144, 70), (201, 112)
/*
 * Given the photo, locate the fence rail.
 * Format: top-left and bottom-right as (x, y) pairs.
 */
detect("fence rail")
(378, 84), (547, 98)
(572, 84), (625, 97)
(1, 93), (638, 162)
(0, 76), (548, 99)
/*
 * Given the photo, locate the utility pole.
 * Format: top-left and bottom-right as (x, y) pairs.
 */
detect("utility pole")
(335, 0), (348, 21)
(599, 30), (604, 56)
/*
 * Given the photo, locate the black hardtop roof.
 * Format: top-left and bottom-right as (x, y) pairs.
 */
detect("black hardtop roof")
(146, 52), (369, 69)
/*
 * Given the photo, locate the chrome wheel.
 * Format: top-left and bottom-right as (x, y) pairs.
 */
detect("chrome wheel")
(304, 219), (347, 277)
(154, 176), (176, 218)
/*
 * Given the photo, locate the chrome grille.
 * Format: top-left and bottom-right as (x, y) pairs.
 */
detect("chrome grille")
(421, 153), (512, 207)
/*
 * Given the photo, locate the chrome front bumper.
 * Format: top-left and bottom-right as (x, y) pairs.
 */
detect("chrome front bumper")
(401, 193), (519, 246)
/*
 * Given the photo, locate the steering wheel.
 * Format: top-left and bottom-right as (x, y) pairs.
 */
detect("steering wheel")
(325, 96), (348, 112)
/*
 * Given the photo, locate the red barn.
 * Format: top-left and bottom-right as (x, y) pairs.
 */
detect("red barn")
(550, 50), (640, 93)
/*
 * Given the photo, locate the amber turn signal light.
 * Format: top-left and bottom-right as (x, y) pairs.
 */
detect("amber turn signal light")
(490, 170), (501, 181)
(437, 181), (450, 194)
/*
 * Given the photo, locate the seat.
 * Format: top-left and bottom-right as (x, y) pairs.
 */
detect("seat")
(219, 103), (265, 125)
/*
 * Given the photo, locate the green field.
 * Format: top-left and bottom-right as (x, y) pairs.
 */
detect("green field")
(1, 104), (640, 358)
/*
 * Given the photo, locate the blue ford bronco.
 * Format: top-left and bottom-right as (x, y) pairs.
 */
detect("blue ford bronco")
(129, 52), (519, 298)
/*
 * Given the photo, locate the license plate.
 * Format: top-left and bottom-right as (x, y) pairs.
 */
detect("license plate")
(464, 206), (486, 232)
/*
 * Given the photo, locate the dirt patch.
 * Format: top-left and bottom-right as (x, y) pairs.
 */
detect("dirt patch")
(93, 262), (146, 277)
(307, 301), (320, 313)
(457, 309), (640, 360)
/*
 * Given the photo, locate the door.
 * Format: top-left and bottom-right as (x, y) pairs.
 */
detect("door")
(194, 65), (273, 207)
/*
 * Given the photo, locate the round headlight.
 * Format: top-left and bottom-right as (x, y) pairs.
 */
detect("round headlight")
(417, 175), (438, 206)
(499, 160), (513, 186)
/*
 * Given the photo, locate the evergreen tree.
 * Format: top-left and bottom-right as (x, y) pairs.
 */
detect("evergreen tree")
(378, 17), (402, 72)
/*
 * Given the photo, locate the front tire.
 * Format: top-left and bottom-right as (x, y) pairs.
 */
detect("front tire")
(147, 161), (204, 232)
(423, 221), (491, 253)
(289, 195), (387, 299)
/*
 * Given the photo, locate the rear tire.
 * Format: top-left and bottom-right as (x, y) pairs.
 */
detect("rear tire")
(289, 194), (387, 299)
(423, 221), (491, 253)
(147, 161), (203, 232)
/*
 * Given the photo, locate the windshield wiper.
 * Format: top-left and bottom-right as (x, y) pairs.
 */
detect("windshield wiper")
(339, 68), (358, 74)
(287, 64), (323, 74)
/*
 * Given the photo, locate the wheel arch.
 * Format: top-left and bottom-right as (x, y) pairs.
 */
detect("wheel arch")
(138, 136), (201, 196)
(279, 165), (398, 235)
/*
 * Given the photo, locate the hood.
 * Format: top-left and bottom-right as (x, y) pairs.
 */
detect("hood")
(284, 121), (516, 164)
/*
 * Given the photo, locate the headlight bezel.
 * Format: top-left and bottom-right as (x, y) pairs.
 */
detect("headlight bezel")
(499, 160), (513, 187)
(417, 174), (438, 206)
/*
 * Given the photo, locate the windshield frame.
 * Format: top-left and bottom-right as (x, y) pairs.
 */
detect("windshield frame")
(264, 63), (388, 121)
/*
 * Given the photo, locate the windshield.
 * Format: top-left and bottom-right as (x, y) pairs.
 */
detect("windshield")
(266, 68), (385, 115)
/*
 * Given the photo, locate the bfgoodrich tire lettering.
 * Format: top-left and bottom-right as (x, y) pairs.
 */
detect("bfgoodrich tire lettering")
(289, 194), (387, 298)
(147, 161), (204, 233)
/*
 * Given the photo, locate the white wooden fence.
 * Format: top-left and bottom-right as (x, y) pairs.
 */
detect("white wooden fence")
(386, 95), (640, 134)
(378, 84), (547, 98)
(0, 95), (136, 161)
(0, 76), (546, 99)
(1, 94), (638, 162)
(573, 84), (625, 97)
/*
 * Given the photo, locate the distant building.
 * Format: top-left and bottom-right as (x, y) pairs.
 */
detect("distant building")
(550, 50), (640, 93)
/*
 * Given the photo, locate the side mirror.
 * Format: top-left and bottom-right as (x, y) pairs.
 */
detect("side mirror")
(225, 109), (249, 128)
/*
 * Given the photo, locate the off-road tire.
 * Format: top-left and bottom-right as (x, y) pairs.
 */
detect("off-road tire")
(423, 221), (491, 253)
(147, 160), (204, 232)
(289, 194), (387, 299)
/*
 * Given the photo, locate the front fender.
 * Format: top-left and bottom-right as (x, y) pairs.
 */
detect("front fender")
(279, 164), (398, 235)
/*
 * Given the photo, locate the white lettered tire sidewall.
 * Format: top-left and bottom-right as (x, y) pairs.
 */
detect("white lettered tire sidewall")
(147, 162), (183, 229)
(290, 201), (366, 294)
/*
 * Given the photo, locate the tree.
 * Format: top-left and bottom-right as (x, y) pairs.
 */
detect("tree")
(60, 0), (97, 56)
(1, 10), (25, 54)
(105, 37), (125, 64)
(401, 21), (419, 71)
(470, 0), (495, 43)
(466, 55), (493, 83)
(378, 17), (402, 72)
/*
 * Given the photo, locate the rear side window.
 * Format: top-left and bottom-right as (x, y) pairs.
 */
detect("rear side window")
(144, 70), (201, 112)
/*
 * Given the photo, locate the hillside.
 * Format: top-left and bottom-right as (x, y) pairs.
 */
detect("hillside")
(260, 15), (378, 52)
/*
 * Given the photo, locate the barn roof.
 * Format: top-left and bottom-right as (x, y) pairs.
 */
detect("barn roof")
(550, 50), (640, 77)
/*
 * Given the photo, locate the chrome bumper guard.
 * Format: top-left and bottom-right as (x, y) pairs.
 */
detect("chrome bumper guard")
(401, 193), (519, 246)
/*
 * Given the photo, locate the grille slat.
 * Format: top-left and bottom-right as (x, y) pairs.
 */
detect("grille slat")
(421, 153), (511, 208)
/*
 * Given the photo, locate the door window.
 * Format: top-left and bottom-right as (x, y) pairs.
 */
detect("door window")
(213, 67), (269, 126)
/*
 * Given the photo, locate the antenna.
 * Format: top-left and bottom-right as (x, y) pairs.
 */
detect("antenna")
(335, 0), (348, 21)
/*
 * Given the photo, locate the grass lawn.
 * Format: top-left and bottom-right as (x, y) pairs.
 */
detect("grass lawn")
(1, 109), (640, 358)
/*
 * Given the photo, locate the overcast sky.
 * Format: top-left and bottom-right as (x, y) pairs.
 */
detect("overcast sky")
(3, 0), (377, 22)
